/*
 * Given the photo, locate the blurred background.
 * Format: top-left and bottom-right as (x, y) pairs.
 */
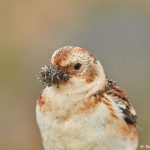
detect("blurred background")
(0, 0), (150, 149)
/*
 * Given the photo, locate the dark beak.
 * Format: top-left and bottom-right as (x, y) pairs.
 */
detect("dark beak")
(38, 64), (70, 87)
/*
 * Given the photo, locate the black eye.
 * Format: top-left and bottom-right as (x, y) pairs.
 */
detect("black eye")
(74, 63), (82, 70)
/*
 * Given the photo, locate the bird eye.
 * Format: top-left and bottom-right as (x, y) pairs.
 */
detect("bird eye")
(73, 63), (82, 70)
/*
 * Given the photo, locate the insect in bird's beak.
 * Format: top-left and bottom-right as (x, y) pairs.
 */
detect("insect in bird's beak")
(38, 63), (70, 87)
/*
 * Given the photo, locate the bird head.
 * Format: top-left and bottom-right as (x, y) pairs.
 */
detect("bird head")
(39, 46), (106, 94)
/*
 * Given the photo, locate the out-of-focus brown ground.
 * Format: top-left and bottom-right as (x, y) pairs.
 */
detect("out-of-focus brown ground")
(0, 1), (150, 150)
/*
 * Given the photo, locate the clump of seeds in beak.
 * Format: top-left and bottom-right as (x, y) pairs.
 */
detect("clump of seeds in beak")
(38, 64), (69, 87)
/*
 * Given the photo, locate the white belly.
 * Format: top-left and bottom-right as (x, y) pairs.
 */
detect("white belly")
(36, 103), (136, 150)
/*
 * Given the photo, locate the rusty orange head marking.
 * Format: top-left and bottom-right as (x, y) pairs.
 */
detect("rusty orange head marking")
(83, 65), (98, 83)
(51, 46), (96, 67)
(41, 46), (106, 94)
(50, 46), (99, 84)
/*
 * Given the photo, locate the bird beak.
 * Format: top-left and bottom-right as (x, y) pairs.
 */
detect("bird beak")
(38, 63), (70, 87)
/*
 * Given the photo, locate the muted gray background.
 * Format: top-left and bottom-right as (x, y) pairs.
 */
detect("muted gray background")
(0, 0), (150, 149)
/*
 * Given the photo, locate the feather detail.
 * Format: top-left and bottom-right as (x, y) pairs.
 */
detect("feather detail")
(105, 78), (137, 126)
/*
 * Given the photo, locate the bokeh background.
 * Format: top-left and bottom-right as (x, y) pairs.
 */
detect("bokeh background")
(0, 0), (150, 150)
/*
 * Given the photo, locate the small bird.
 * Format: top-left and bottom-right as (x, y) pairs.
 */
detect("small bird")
(36, 46), (138, 150)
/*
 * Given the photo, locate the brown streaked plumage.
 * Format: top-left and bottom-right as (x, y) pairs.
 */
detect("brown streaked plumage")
(78, 96), (101, 114)
(105, 79), (137, 125)
(38, 94), (45, 108)
(38, 94), (52, 114)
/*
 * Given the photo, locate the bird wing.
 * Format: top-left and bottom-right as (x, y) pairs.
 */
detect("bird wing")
(105, 79), (137, 126)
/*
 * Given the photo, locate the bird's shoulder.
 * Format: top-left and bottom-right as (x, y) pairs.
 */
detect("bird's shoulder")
(101, 78), (137, 126)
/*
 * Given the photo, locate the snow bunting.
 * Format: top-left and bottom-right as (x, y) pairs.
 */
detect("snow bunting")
(36, 46), (138, 150)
